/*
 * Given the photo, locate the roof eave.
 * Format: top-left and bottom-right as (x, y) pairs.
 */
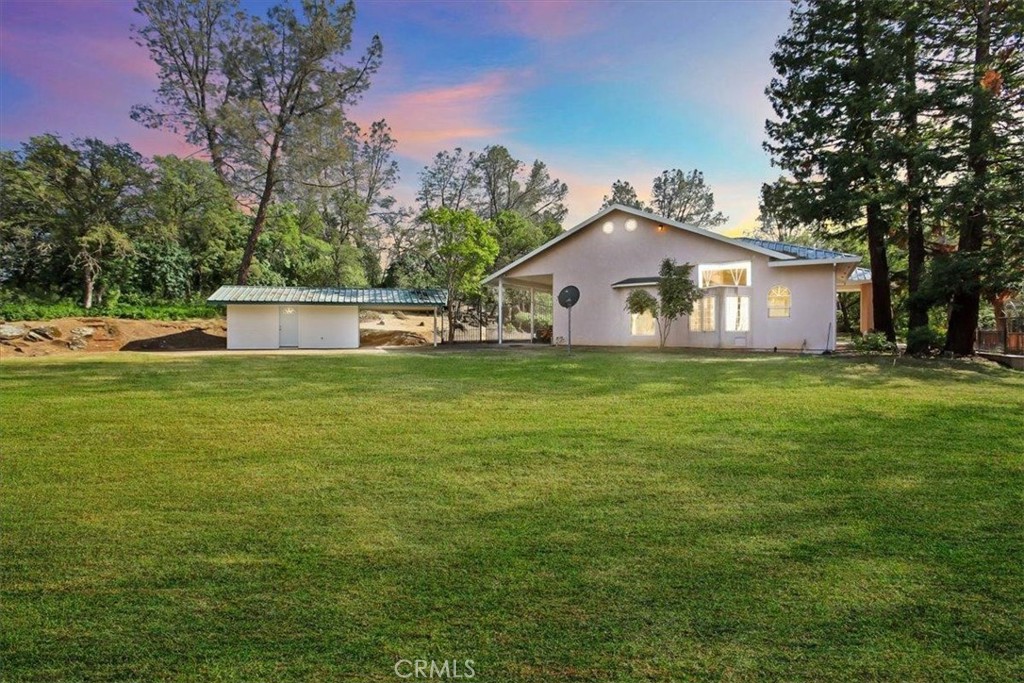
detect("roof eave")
(767, 257), (862, 268)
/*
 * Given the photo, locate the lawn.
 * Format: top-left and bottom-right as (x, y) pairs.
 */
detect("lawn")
(2, 349), (1022, 681)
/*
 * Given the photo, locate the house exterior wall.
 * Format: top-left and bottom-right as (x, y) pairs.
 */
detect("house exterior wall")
(500, 209), (837, 351)
(226, 304), (359, 349)
(227, 304), (280, 349)
(297, 305), (359, 348)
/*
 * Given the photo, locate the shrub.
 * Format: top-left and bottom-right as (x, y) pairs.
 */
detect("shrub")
(906, 325), (944, 355)
(852, 331), (899, 354)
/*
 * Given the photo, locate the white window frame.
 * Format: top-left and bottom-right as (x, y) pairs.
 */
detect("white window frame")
(725, 295), (750, 332)
(698, 261), (752, 288)
(630, 310), (657, 336)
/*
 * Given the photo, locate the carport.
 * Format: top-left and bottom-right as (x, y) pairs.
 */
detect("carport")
(207, 286), (448, 350)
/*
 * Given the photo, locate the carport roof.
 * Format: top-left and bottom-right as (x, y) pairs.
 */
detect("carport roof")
(207, 286), (447, 308)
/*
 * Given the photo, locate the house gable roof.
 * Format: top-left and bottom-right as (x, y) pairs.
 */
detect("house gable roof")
(481, 204), (796, 285)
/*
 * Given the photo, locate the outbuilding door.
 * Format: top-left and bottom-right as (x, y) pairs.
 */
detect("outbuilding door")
(279, 306), (299, 347)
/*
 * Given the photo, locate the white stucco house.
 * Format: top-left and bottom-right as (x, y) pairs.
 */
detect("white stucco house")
(483, 204), (873, 351)
(206, 287), (447, 349)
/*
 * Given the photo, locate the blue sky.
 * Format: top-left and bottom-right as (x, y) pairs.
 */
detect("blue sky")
(0, 0), (793, 231)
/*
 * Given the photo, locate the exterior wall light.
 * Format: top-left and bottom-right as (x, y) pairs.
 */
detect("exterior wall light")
(602, 220), (615, 234)
(625, 218), (638, 232)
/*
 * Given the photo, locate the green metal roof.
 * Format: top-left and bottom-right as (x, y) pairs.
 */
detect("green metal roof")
(738, 237), (859, 261)
(207, 286), (447, 308)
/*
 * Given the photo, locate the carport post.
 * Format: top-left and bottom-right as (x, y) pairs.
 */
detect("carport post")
(432, 307), (438, 347)
(530, 288), (535, 342)
(497, 278), (504, 345)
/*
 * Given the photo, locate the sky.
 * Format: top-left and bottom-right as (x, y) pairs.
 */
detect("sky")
(0, 0), (793, 233)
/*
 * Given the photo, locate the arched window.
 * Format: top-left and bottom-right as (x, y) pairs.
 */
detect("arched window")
(768, 285), (791, 318)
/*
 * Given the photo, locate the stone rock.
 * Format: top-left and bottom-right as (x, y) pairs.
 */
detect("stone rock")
(377, 319), (385, 326)
(0, 323), (27, 341)
(67, 336), (89, 351)
(394, 310), (408, 320)
(70, 326), (96, 338)
(30, 326), (60, 340)
(25, 331), (46, 342)
(418, 321), (426, 327)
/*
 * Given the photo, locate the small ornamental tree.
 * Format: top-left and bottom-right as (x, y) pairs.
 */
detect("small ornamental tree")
(624, 258), (701, 349)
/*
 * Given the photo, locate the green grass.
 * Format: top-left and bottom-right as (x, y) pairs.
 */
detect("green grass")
(2, 349), (1022, 681)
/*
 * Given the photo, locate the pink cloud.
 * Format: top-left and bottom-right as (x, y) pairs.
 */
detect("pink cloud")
(0, 0), (197, 157)
(353, 71), (521, 160)
(497, 0), (603, 41)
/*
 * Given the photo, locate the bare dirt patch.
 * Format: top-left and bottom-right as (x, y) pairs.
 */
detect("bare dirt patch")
(0, 318), (228, 359)
(359, 312), (437, 347)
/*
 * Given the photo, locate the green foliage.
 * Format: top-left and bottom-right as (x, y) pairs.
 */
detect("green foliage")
(145, 155), (245, 292)
(601, 169), (727, 227)
(650, 169), (727, 227)
(134, 0), (384, 283)
(601, 179), (645, 210)
(0, 294), (219, 322)
(906, 325), (944, 356)
(765, 0), (1024, 350)
(624, 289), (659, 317)
(624, 259), (700, 349)
(852, 332), (899, 354)
(490, 210), (551, 269)
(418, 207), (498, 341)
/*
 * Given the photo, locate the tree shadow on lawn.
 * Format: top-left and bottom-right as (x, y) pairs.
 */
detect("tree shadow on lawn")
(119, 328), (226, 352)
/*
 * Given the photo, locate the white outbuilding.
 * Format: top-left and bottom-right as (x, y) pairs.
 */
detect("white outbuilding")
(207, 286), (448, 350)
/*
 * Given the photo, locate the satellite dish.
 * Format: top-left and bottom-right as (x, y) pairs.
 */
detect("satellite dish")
(557, 285), (580, 354)
(558, 285), (580, 309)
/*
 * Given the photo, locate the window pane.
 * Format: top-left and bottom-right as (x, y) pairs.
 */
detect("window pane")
(704, 296), (716, 331)
(689, 303), (701, 331)
(768, 285), (791, 318)
(689, 296), (717, 332)
(631, 311), (656, 336)
(726, 296), (749, 332)
(699, 262), (750, 287)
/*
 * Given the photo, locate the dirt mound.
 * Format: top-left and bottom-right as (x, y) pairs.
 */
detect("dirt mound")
(359, 329), (429, 347)
(0, 318), (226, 358)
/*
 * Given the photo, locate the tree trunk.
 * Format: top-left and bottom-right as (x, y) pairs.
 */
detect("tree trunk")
(83, 268), (94, 310)
(237, 134), (282, 285)
(945, 0), (991, 356)
(866, 201), (896, 341)
(447, 303), (456, 342)
(206, 126), (230, 190)
(853, 0), (895, 342)
(903, 14), (929, 352)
